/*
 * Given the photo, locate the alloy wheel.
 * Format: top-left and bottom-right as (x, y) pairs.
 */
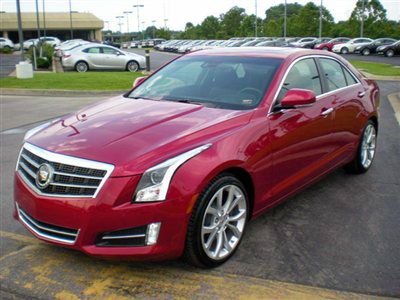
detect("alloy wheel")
(127, 61), (139, 72)
(341, 47), (349, 54)
(76, 62), (88, 73)
(360, 124), (376, 169)
(386, 50), (394, 57)
(201, 184), (247, 260)
(363, 49), (370, 56)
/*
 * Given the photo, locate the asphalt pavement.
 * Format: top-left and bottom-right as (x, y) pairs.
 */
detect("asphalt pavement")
(0, 81), (399, 298)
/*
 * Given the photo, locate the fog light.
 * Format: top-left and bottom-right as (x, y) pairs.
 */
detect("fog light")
(146, 222), (161, 246)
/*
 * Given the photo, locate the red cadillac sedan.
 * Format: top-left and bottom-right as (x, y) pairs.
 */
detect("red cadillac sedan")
(14, 47), (379, 267)
(314, 37), (351, 51)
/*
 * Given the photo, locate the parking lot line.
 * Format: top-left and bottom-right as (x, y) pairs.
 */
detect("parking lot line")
(388, 92), (400, 126)
(0, 230), (387, 299)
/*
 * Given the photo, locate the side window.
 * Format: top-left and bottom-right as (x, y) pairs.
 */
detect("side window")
(342, 67), (358, 86)
(277, 58), (322, 103)
(319, 59), (347, 92)
(102, 47), (119, 55)
(85, 47), (101, 54)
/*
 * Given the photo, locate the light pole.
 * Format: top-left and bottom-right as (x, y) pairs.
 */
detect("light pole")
(360, 0), (365, 37)
(123, 11), (132, 35)
(104, 21), (110, 32)
(16, 0), (24, 60)
(42, 0), (46, 38)
(152, 20), (156, 38)
(164, 19), (169, 29)
(133, 3), (144, 39)
(283, 0), (287, 38)
(319, 0), (323, 38)
(35, 0), (41, 39)
(69, 0), (73, 39)
(116, 16), (124, 33)
(141, 21), (145, 40)
(254, 0), (258, 37)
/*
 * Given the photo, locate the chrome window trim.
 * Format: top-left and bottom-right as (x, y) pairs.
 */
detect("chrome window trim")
(17, 142), (114, 198)
(268, 55), (362, 115)
(16, 203), (79, 245)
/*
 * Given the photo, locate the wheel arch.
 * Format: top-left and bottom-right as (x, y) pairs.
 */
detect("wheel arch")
(126, 59), (140, 70)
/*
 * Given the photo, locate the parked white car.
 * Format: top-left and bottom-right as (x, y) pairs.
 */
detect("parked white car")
(290, 37), (316, 47)
(332, 38), (373, 54)
(62, 43), (146, 72)
(39, 37), (61, 47)
(0, 37), (15, 50)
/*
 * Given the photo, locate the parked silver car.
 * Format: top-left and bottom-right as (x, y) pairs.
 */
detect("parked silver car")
(61, 43), (146, 72)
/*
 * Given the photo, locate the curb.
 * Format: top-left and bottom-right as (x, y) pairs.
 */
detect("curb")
(0, 88), (126, 97)
(360, 71), (400, 81)
(388, 92), (400, 126)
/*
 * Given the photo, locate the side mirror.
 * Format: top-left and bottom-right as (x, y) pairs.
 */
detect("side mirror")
(132, 76), (148, 88)
(280, 89), (316, 109)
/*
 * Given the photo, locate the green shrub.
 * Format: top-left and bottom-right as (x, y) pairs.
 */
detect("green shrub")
(0, 47), (13, 54)
(36, 57), (50, 69)
(27, 43), (54, 68)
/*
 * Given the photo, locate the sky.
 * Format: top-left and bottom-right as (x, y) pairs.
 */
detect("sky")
(1, 0), (399, 32)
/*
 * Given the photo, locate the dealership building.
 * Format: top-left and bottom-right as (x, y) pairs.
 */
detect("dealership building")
(1, 12), (104, 42)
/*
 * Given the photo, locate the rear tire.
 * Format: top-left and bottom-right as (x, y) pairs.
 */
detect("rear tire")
(184, 174), (249, 268)
(345, 120), (377, 174)
(75, 61), (88, 73)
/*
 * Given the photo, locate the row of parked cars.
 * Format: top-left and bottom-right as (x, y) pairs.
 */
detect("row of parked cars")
(121, 38), (166, 49)
(155, 37), (400, 57)
(0, 36), (62, 50)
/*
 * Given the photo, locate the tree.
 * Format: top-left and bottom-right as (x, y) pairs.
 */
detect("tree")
(155, 28), (171, 40)
(199, 16), (221, 39)
(220, 6), (246, 37)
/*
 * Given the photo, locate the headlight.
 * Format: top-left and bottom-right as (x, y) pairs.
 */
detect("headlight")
(133, 144), (212, 202)
(23, 118), (59, 141)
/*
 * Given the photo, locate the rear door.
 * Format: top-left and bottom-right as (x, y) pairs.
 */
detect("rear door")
(317, 57), (365, 163)
(267, 57), (337, 203)
(84, 47), (103, 68)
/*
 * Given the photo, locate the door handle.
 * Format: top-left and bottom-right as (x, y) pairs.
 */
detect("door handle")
(358, 91), (366, 98)
(321, 108), (334, 117)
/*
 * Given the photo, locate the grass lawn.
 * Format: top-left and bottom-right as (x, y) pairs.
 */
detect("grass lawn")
(350, 60), (400, 77)
(0, 72), (144, 90)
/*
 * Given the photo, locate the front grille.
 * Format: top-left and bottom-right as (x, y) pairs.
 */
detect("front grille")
(95, 225), (147, 247)
(17, 204), (79, 244)
(16, 143), (114, 198)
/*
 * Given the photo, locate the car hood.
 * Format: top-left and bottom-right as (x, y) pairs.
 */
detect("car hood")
(29, 96), (253, 176)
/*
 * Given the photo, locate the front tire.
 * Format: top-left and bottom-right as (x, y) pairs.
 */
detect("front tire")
(345, 120), (377, 174)
(75, 61), (88, 73)
(385, 49), (395, 57)
(362, 48), (370, 56)
(126, 61), (139, 72)
(184, 174), (249, 268)
(341, 47), (349, 54)
(322, 46), (329, 51)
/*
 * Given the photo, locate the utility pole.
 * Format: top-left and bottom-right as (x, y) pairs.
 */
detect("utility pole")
(283, 0), (287, 38)
(123, 11), (133, 35)
(164, 19), (169, 29)
(35, 0), (41, 39)
(42, 0), (46, 38)
(69, 0), (73, 39)
(152, 20), (156, 38)
(255, 0), (258, 37)
(133, 3), (144, 39)
(116, 16), (124, 33)
(360, 0), (365, 37)
(141, 21), (145, 40)
(16, 0), (24, 60)
(319, 0), (323, 38)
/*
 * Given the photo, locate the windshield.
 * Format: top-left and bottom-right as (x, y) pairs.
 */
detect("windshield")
(128, 55), (282, 110)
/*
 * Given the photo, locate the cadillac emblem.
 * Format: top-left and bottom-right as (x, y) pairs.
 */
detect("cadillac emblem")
(35, 163), (53, 189)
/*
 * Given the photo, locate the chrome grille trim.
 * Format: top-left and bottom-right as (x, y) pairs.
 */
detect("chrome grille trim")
(102, 233), (146, 240)
(16, 142), (114, 198)
(16, 203), (79, 244)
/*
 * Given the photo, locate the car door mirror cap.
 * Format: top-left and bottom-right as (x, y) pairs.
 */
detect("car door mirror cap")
(279, 89), (317, 109)
(133, 76), (148, 88)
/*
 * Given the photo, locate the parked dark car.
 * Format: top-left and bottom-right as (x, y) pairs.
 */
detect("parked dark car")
(299, 37), (332, 49)
(354, 38), (397, 56)
(377, 40), (400, 57)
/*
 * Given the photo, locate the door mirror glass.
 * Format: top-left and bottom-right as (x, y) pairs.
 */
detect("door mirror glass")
(133, 76), (148, 88)
(280, 89), (316, 108)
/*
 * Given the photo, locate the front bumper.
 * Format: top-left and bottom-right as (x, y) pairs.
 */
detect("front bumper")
(13, 172), (190, 261)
